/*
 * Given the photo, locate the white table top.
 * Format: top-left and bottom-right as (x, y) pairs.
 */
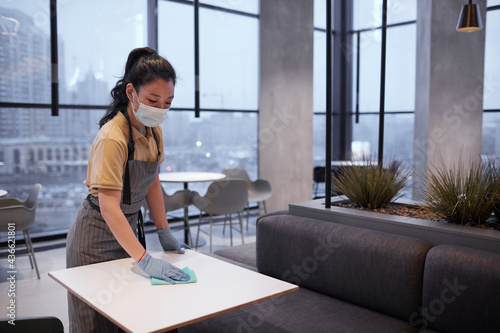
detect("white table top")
(0, 190), (7, 197)
(49, 250), (298, 333)
(159, 171), (226, 183)
(331, 160), (370, 167)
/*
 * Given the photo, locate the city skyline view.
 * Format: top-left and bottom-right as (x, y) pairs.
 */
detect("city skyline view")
(1, 1), (499, 239)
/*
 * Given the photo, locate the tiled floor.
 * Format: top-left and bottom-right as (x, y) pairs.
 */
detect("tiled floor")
(0, 210), (259, 332)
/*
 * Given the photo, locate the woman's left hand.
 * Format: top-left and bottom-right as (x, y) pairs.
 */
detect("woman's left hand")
(157, 227), (189, 254)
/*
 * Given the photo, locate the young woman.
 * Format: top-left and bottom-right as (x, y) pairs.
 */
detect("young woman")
(66, 47), (189, 332)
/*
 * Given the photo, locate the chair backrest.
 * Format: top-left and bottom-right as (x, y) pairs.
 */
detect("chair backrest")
(313, 166), (326, 183)
(194, 179), (248, 215)
(0, 184), (42, 231)
(0, 316), (63, 333)
(162, 188), (191, 212)
(25, 183), (42, 209)
(221, 168), (251, 183)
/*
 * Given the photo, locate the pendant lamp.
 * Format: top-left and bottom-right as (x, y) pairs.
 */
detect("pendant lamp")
(456, 0), (483, 32)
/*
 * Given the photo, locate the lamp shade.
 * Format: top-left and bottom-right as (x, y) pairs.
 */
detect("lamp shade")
(456, 3), (483, 32)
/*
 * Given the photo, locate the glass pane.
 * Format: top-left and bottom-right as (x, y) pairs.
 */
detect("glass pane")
(353, 0), (416, 30)
(488, 0), (500, 7)
(0, 2), (51, 103)
(314, 31), (327, 112)
(482, 112), (500, 161)
(313, 113), (326, 166)
(352, 113), (414, 164)
(200, 8), (258, 110)
(357, 30), (381, 112)
(355, 24), (415, 113)
(160, 110), (258, 194)
(313, 113), (326, 198)
(159, 1), (195, 109)
(57, 0), (147, 105)
(483, 10), (500, 110)
(200, 0), (259, 15)
(386, 24), (416, 111)
(314, 0), (327, 29)
(0, 108), (105, 237)
(387, 0), (416, 25)
(354, 0), (380, 30)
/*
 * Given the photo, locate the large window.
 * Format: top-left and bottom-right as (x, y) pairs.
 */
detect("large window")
(58, 0), (147, 105)
(199, 8), (258, 110)
(314, 0), (500, 169)
(0, 0), (259, 238)
(0, 107), (102, 236)
(483, 3), (500, 161)
(0, 3), (51, 104)
(351, 1), (416, 164)
(157, 0), (259, 196)
(158, 0), (194, 108)
(313, 0), (327, 166)
(159, 111), (258, 195)
(313, 0), (417, 166)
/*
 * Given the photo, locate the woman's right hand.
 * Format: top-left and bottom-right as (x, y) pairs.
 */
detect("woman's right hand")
(137, 253), (190, 283)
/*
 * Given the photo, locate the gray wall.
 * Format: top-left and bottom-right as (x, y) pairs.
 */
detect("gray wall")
(259, 0), (314, 212)
(414, 0), (487, 198)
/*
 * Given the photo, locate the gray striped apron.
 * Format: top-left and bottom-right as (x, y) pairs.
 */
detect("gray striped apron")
(66, 112), (161, 333)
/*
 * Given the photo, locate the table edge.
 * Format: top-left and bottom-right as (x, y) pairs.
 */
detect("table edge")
(48, 271), (133, 333)
(158, 172), (226, 183)
(150, 285), (299, 333)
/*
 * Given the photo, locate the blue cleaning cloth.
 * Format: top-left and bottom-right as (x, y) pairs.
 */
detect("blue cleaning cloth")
(150, 267), (197, 285)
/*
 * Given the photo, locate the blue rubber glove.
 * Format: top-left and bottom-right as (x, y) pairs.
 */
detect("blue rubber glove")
(158, 227), (190, 254)
(137, 253), (190, 283)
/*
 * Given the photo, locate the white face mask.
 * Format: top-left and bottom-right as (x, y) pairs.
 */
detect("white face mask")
(132, 90), (169, 127)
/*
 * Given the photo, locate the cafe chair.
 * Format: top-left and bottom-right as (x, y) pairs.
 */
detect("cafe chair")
(0, 183), (42, 279)
(141, 188), (192, 217)
(141, 188), (193, 245)
(0, 316), (64, 332)
(191, 179), (248, 252)
(221, 168), (272, 229)
(313, 166), (326, 198)
(162, 187), (193, 246)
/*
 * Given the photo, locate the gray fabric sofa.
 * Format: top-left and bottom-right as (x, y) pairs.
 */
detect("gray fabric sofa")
(179, 212), (500, 333)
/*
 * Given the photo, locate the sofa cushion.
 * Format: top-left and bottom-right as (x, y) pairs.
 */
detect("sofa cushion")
(213, 243), (257, 269)
(179, 285), (418, 333)
(421, 245), (500, 333)
(256, 213), (433, 321)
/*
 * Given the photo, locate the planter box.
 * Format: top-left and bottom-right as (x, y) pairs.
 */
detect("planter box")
(289, 197), (500, 254)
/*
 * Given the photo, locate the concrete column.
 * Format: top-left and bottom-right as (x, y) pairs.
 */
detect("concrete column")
(414, 0), (487, 198)
(259, 0), (314, 212)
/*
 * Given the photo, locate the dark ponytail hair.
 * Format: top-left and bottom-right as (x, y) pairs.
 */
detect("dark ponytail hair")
(99, 47), (177, 127)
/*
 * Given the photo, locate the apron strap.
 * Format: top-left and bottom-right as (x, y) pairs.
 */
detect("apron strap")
(151, 127), (161, 160)
(122, 112), (135, 205)
(137, 210), (146, 248)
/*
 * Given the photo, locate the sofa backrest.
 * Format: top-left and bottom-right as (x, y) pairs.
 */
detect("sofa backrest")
(420, 245), (500, 333)
(256, 213), (433, 321)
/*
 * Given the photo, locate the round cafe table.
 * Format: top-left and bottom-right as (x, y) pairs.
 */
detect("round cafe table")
(0, 190), (7, 198)
(158, 172), (226, 245)
(159, 172), (226, 186)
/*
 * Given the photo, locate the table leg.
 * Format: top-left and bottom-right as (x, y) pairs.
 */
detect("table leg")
(183, 182), (189, 245)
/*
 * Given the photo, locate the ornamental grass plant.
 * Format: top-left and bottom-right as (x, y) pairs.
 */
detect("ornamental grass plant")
(422, 159), (498, 226)
(333, 160), (409, 209)
(494, 190), (500, 222)
(493, 166), (500, 222)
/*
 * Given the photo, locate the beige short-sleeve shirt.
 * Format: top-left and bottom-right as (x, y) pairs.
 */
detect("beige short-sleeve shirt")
(85, 112), (165, 196)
